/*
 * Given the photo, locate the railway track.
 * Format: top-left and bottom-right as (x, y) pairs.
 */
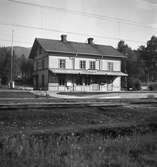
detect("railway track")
(0, 96), (157, 138)
(0, 97), (157, 109)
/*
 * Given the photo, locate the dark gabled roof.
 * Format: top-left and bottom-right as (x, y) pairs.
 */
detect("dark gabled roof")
(29, 37), (125, 58)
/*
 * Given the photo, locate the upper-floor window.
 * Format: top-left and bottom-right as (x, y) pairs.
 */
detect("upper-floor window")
(80, 60), (86, 69)
(59, 77), (65, 86)
(89, 61), (96, 70)
(108, 62), (114, 71)
(59, 59), (66, 69)
(39, 46), (42, 54)
(42, 60), (45, 69)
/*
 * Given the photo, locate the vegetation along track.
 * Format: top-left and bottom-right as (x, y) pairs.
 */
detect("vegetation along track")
(0, 100), (157, 137)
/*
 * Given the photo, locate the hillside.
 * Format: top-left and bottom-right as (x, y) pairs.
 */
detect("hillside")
(7, 46), (31, 58)
(14, 46), (31, 58)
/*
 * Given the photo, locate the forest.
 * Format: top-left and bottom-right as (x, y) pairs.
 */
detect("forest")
(0, 47), (33, 86)
(118, 36), (157, 90)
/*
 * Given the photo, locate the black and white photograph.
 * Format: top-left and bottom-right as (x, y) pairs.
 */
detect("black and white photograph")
(0, 0), (157, 166)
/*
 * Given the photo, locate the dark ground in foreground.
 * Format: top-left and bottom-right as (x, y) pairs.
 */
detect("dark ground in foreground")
(0, 102), (157, 167)
(1, 132), (157, 167)
(0, 90), (157, 167)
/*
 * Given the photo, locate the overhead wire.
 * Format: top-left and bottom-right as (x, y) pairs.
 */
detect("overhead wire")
(0, 0), (153, 46)
(0, 21), (147, 44)
(8, 0), (157, 30)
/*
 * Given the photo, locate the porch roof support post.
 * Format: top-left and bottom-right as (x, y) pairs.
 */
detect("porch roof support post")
(72, 75), (74, 92)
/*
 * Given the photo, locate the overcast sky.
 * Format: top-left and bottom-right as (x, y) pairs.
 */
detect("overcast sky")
(0, 0), (157, 48)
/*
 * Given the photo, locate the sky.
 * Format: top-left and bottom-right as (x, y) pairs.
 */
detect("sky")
(0, 0), (157, 49)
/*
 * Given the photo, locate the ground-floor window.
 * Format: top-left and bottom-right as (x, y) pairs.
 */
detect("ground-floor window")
(85, 76), (90, 85)
(59, 77), (65, 86)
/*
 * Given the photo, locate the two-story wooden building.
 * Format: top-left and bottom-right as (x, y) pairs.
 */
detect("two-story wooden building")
(29, 35), (127, 92)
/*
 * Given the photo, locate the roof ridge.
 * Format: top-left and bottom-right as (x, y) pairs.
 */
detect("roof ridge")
(37, 37), (113, 47)
(29, 38), (125, 59)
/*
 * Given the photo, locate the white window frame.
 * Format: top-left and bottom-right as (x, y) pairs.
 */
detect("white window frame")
(59, 59), (66, 69)
(80, 60), (86, 69)
(89, 61), (96, 70)
(108, 62), (114, 72)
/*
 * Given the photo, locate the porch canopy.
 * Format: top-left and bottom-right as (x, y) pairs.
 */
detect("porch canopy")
(49, 68), (127, 76)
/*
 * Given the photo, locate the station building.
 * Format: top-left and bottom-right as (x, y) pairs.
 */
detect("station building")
(29, 35), (127, 92)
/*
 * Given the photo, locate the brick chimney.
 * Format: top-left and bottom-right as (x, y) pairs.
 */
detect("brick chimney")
(87, 38), (94, 44)
(61, 34), (67, 42)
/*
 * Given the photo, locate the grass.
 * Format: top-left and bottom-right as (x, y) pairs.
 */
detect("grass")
(0, 91), (36, 98)
(58, 91), (112, 96)
(58, 91), (157, 96)
(0, 105), (157, 136)
(0, 99), (157, 166)
(0, 131), (157, 167)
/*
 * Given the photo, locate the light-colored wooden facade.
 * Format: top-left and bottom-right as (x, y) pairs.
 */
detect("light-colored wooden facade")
(30, 35), (127, 92)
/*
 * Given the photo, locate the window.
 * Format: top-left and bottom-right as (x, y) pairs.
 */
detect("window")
(80, 60), (86, 69)
(39, 46), (42, 54)
(108, 62), (113, 72)
(42, 60), (45, 69)
(59, 78), (65, 85)
(59, 59), (66, 69)
(85, 76), (90, 85)
(89, 61), (96, 70)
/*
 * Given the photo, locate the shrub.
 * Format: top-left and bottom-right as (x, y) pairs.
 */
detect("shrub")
(133, 79), (141, 90)
(147, 94), (155, 99)
(148, 82), (157, 91)
(127, 78), (141, 91)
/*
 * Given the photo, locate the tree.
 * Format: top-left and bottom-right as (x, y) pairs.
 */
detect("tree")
(0, 47), (11, 84)
(145, 36), (157, 82)
(20, 54), (33, 84)
(0, 47), (33, 86)
(137, 36), (157, 82)
(117, 40), (144, 90)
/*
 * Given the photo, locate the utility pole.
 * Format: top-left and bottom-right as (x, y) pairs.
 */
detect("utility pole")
(117, 21), (121, 41)
(10, 29), (14, 88)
